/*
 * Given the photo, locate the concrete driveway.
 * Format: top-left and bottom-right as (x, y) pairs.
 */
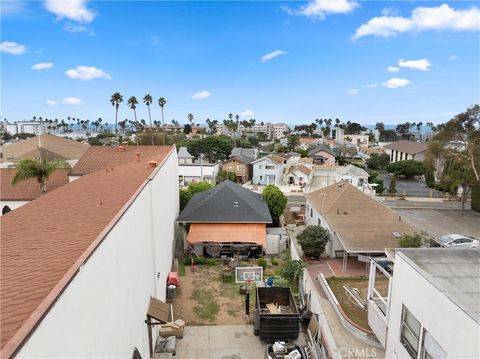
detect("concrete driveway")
(175, 325), (265, 359)
(379, 173), (444, 198)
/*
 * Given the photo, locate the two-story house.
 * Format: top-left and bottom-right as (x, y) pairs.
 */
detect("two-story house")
(222, 156), (253, 183)
(308, 145), (336, 165)
(252, 154), (285, 186)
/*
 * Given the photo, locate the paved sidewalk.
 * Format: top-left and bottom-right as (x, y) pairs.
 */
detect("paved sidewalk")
(175, 325), (264, 359)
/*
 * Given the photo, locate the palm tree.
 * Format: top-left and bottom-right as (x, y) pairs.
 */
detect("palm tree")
(127, 96), (139, 143)
(12, 159), (71, 192)
(158, 97), (166, 127)
(110, 92), (124, 133)
(143, 94), (154, 145)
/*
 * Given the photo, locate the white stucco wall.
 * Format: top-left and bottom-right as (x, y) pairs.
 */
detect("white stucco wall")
(178, 163), (220, 185)
(0, 200), (29, 215)
(252, 158), (283, 186)
(336, 174), (367, 187)
(385, 254), (480, 359)
(16, 150), (179, 358)
(305, 202), (342, 256)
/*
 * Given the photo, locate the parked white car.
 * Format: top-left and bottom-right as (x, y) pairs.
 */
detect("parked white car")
(439, 234), (479, 248)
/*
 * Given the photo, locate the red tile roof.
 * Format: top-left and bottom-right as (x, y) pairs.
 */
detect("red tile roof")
(1, 168), (69, 201)
(71, 145), (172, 176)
(0, 146), (174, 356)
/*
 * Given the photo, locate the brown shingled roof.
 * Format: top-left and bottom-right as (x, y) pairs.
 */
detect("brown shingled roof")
(71, 145), (172, 176)
(383, 140), (427, 154)
(1, 134), (89, 162)
(0, 146), (174, 356)
(1, 168), (69, 201)
(305, 182), (414, 253)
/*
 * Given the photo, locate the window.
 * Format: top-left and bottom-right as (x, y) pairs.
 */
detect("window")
(310, 208), (313, 218)
(227, 165), (232, 171)
(421, 330), (447, 359)
(400, 305), (421, 358)
(317, 218), (321, 226)
(265, 165), (275, 170)
(2, 206), (11, 215)
(260, 175), (263, 181)
(237, 165), (244, 171)
(259, 165), (264, 169)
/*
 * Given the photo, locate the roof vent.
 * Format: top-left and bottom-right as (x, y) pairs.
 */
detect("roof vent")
(118, 145), (125, 152)
(343, 211), (348, 215)
(233, 201), (239, 208)
(148, 160), (158, 168)
(135, 152), (141, 162)
(122, 141), (129, 146)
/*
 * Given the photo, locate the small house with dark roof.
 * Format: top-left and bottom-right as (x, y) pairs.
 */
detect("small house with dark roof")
(177, 180), (272, 257)
(308, 145), (336, 165)
(222, 155), (253, 183)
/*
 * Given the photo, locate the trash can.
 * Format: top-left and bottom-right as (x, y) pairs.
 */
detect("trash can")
(167, 284), (177, 299)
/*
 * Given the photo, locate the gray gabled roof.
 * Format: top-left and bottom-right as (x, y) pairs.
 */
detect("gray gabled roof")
(177, 147), (194, 159)
(177, 180), (272, 223)
(231, 147), (256, 159)
(308, 145), (336, 157)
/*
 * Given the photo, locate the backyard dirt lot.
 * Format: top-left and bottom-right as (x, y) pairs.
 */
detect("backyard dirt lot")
(173, 264), (256, 326)
(326, 276), (389, 330)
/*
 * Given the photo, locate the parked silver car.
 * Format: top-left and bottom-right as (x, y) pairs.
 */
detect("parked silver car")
(439, 234), (479, 248)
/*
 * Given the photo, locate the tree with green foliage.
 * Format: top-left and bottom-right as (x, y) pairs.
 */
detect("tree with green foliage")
(297, 225), (330, 259)
(389, 175), (397, 194)
(343, 121), (367, 135)
(179, 181), (214, 210)
(425, 104), (479, 210)
(399, 233), (423, 248)
(186, 136), (233, 163)
(216, 170), (237, 183)
(110, 92), (123, 133)
(386, 160), (425, 179)
(286, 135), (299, 151)
(262, 185), (287, 225)
(12, 159), (72, 192)
(281, 260), (306, 289)
(183, 124), (192, 134)
(366, 153), (390, 170)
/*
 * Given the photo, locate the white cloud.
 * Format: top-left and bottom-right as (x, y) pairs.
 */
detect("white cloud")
(347, 88), (358, 95)
(0, 41), (26, 55)
(353, 4), (480, 39)
(240, 109), (255, 117)
(260, 50), (287, 63)
(398, 58), (432, 71)
(32, 62), (54, 70)
(381, 7), (399, 17)
(44, 0), (96, 23)
(191, 90), (211, 100)
(62, 97), (82, 105)
(1, 0), (27, 15)
(65, 65), (111, 80)
(383, 78), (411, 88)
(283, 0), (358, 19)
(388, 66), (400, 72)
(64, 23), (94, 35)
(45, 99), (57, 106)
(449, 55), (459, 60)
(365, 83), (379, 88)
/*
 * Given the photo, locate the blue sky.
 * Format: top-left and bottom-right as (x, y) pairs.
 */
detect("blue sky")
(1, 0), (479, 126)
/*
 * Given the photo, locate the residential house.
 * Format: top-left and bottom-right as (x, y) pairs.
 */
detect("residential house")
(0, 168), (69, 215)
(177, 146), (194, 164)
(231, 147), (257, 161)
(70, 145), (172, 181)
(272, 123), (289, 140)
(1, 134), (89, 164)
(334, 128), (370, 147)
(305, 182), (414, 264)
(177, 180), (272, 257)
(384, 140), (427, 163)
(336, 164), (369, 187)
(252, 154), (285, 186)
(285, 164), (313, 187)
(297, 137), (320, 150)
(222, 156), (252, 183)
(0, 146), (179, 358)
(308, 145), (336, 166)
(368, 249), (479, 357)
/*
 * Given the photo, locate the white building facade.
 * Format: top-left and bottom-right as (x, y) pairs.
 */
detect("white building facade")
(368, 249), (480, 359)
(252, 157), (284, 186)
(12, 150), (180, 358)
(178, 162), (220, 186)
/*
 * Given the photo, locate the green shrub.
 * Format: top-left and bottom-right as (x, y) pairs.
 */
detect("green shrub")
(257, 258), (268, 270)
(297, 225), (330, 259)
(389, 175), (397, 194)
(206, 258), (219, 266)
(271, 257), (279, 266)
(183, 256), (207, 265)
(399, 233), (423, 248)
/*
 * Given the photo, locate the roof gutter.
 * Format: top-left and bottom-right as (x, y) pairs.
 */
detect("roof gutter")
(1, 146), (175, 358)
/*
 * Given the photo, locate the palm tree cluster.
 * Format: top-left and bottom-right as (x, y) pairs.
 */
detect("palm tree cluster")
(11, 159), (72, 192)
(24, 116), (110, 135)
(110, 92), (167, 135)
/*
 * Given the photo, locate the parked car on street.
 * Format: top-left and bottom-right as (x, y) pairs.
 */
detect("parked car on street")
(439, 234), (479, 248)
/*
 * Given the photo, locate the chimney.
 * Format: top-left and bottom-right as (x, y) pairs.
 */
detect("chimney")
(135, 152), (141, 162)
(148, 160), (158, 168)
(118, 145), (125, 152)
